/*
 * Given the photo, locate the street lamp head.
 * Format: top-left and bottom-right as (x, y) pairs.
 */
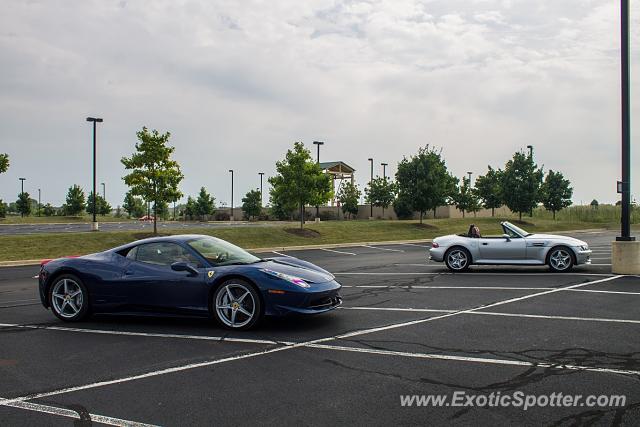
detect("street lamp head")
(368, 158), (373, 162)
(19, 177), (26, 181)
(526, 145), (533, 149)
(229, 169), (233, 173)
(381, 162), (388, 166)
(313, 141), (325, 146)
(86, 117), (103, 123)
(259, 172), (264, 176)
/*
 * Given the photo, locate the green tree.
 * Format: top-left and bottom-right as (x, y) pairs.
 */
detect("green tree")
(501, 151), (543, 220)
(87, 192), (111, 216)
(64, 185), (85, 216)
(475, 166), (503, 217)
(590, 199), (599, 209)
(541, 170), (573, 219)
(269, 142), (333, 229)
(122, 191), (145, 218)
(242, 189), (262, 220)
(269, 183), (297, 221)
(184, 196), (197, 220)
(393, 195), (414, 220)
(395, 146), (456, 223)
(121, 127), (184, 234)
(0, 153), (8, 174)
(365, 177), (396, 218)
(16, 192), (31, 217)
(451, 176), (481, 218)
(43, 203), (56, 216)
(337, 181), (361, 219)
(0, 200), (6, 218)
(195, 187), (215, 220)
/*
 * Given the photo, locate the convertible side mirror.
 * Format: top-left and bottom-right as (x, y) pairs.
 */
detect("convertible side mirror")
(171, 261), (199, 276)
(502, 234), (511, 241)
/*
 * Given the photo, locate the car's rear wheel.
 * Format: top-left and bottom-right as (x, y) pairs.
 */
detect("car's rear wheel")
(548, 247), (574, 272)
(49, 274), (90, 322)
(213, 279), (262, 330)
(445, 247), (471, 272)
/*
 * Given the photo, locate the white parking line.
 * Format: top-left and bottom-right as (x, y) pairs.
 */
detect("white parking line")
(340, 307), (454, 313)
(473, 311), (640, 325)
(271, 251), (294, 258)
(320, 248), (357, 256)
(0, 323), (286, 345)
(361, 245), (405, 253)
(335, 272), (614, 277)
(342, 286), (553, 290)
(305, 344), (640, 377)
(568, 289), (640, 296)
(0, 399), (158, 427)
(395, 243), (431, 248)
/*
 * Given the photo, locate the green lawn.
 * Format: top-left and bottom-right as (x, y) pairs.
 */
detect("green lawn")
(0, 217), (622, 262)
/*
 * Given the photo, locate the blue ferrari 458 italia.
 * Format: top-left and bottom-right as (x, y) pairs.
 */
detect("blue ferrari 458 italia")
(38, 235), (342, 330)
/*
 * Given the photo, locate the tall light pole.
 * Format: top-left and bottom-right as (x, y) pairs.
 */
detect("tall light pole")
(38, 188), (41, 217)
(229, 169), (234, 221)
(18, 178), (26, 218)
(368, 158), (374, 219)
(381, 162), (388, 180)
(526, 145), (534, 217)
(258, 172), (265, 208)
(467, 171), (472, 186)
(526, 145), (533, 158)
(313, 141), (325, 219)
(101, 182), (106, 200)
(618, 0), (634, 242)
(86, 117), (103, 231)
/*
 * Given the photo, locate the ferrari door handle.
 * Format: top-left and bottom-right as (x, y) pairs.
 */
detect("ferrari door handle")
(124, 270), (135, 276)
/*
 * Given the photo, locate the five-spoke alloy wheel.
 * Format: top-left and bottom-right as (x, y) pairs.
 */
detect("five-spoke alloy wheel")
(445, 247), (471, 272)
(548, 247), (574, 272)
(213, 279), (262, 330)
(49, 274), (89, 321)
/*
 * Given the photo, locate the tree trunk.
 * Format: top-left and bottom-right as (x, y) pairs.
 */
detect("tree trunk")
(462, 210), (465, 218)
(300, 202), (304, 229)
(419, 212), (423, 224)
(553, 210), (556, 220)
(519, 211), (522, 221)
(153, 200), (158, 235)
(492, 207), (495, 217)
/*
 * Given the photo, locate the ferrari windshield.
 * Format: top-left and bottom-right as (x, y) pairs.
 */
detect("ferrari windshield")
(503, 222), (531, 237)
(187, 236), (261, 266)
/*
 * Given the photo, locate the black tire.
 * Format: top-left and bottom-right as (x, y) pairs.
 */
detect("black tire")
(444, 247), (471, 272)
(547, 246), (574, 272)
(212, 279), (262, 330)
(48, 274), (90, 322)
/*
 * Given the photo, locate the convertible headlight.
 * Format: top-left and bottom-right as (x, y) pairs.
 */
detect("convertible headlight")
(579, 245), (589, 251)
(260, 269), (310, 288)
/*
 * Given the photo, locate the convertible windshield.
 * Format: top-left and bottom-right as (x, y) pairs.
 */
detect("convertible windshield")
(187, 236), (261, 266)
(503, 222), (531, 237)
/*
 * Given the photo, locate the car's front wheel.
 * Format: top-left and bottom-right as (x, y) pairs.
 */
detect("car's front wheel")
(49, 274), (90, 322)
(548, 247), (574, 272)
(213, 279), (262, 330)
(445, 247), (471, 272)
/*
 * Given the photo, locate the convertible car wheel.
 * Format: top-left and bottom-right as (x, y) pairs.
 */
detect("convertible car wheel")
(445, 247), (471, 272)
(213, 279), (262, 330)
(49, 275), (89, 321)
(548, 247), (574, 272)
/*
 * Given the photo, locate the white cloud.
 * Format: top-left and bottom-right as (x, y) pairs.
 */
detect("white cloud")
(0, 0), (638, 207)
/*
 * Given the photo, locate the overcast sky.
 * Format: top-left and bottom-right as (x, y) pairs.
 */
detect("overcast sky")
(1, 0), (639, 207)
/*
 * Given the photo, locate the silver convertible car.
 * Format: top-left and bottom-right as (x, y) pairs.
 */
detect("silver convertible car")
(429, 221), (592, 272)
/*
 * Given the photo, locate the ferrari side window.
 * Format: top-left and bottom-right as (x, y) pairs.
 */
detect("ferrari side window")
(136, 243), (201, 267)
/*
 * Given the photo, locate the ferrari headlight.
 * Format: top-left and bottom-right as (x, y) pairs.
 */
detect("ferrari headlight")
(260, 269), (311, 288)
(579, 245), (589, 251)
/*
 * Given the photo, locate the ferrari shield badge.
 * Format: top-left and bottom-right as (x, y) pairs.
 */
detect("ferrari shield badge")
(207, 270), (215, 279)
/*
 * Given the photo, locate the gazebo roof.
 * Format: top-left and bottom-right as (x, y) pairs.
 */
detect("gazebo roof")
(318, 161), (356, 174)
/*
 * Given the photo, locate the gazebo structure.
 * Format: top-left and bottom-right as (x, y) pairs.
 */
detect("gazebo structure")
(319, 161), (356, 206)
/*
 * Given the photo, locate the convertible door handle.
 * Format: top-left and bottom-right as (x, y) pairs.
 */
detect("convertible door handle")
(481, 243), (488, 246)
(124, 270), (135, 276)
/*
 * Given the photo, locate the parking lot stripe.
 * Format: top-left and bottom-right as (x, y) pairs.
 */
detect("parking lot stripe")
(395, 243), (430, 248)
(320, 248), (357, 256)
(340, 307), (455, 313)
(473, 311), (640, 324)
(361, 245), (405, 253)
(0, 399), (158, 427)
(568, 289), (640, 296)
(335, 272), (614, 277)
(304, 344), (640, 377)
(343, 286), (554, 290)
(270, 251), (294, 258)
(0, 323), (287, 346)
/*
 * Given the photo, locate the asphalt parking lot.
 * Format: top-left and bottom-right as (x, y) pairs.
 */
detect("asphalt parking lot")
(1, 230), (639, 426)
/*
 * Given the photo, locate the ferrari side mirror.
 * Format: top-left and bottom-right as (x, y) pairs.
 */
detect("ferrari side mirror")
(171, 261), (199, 276)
